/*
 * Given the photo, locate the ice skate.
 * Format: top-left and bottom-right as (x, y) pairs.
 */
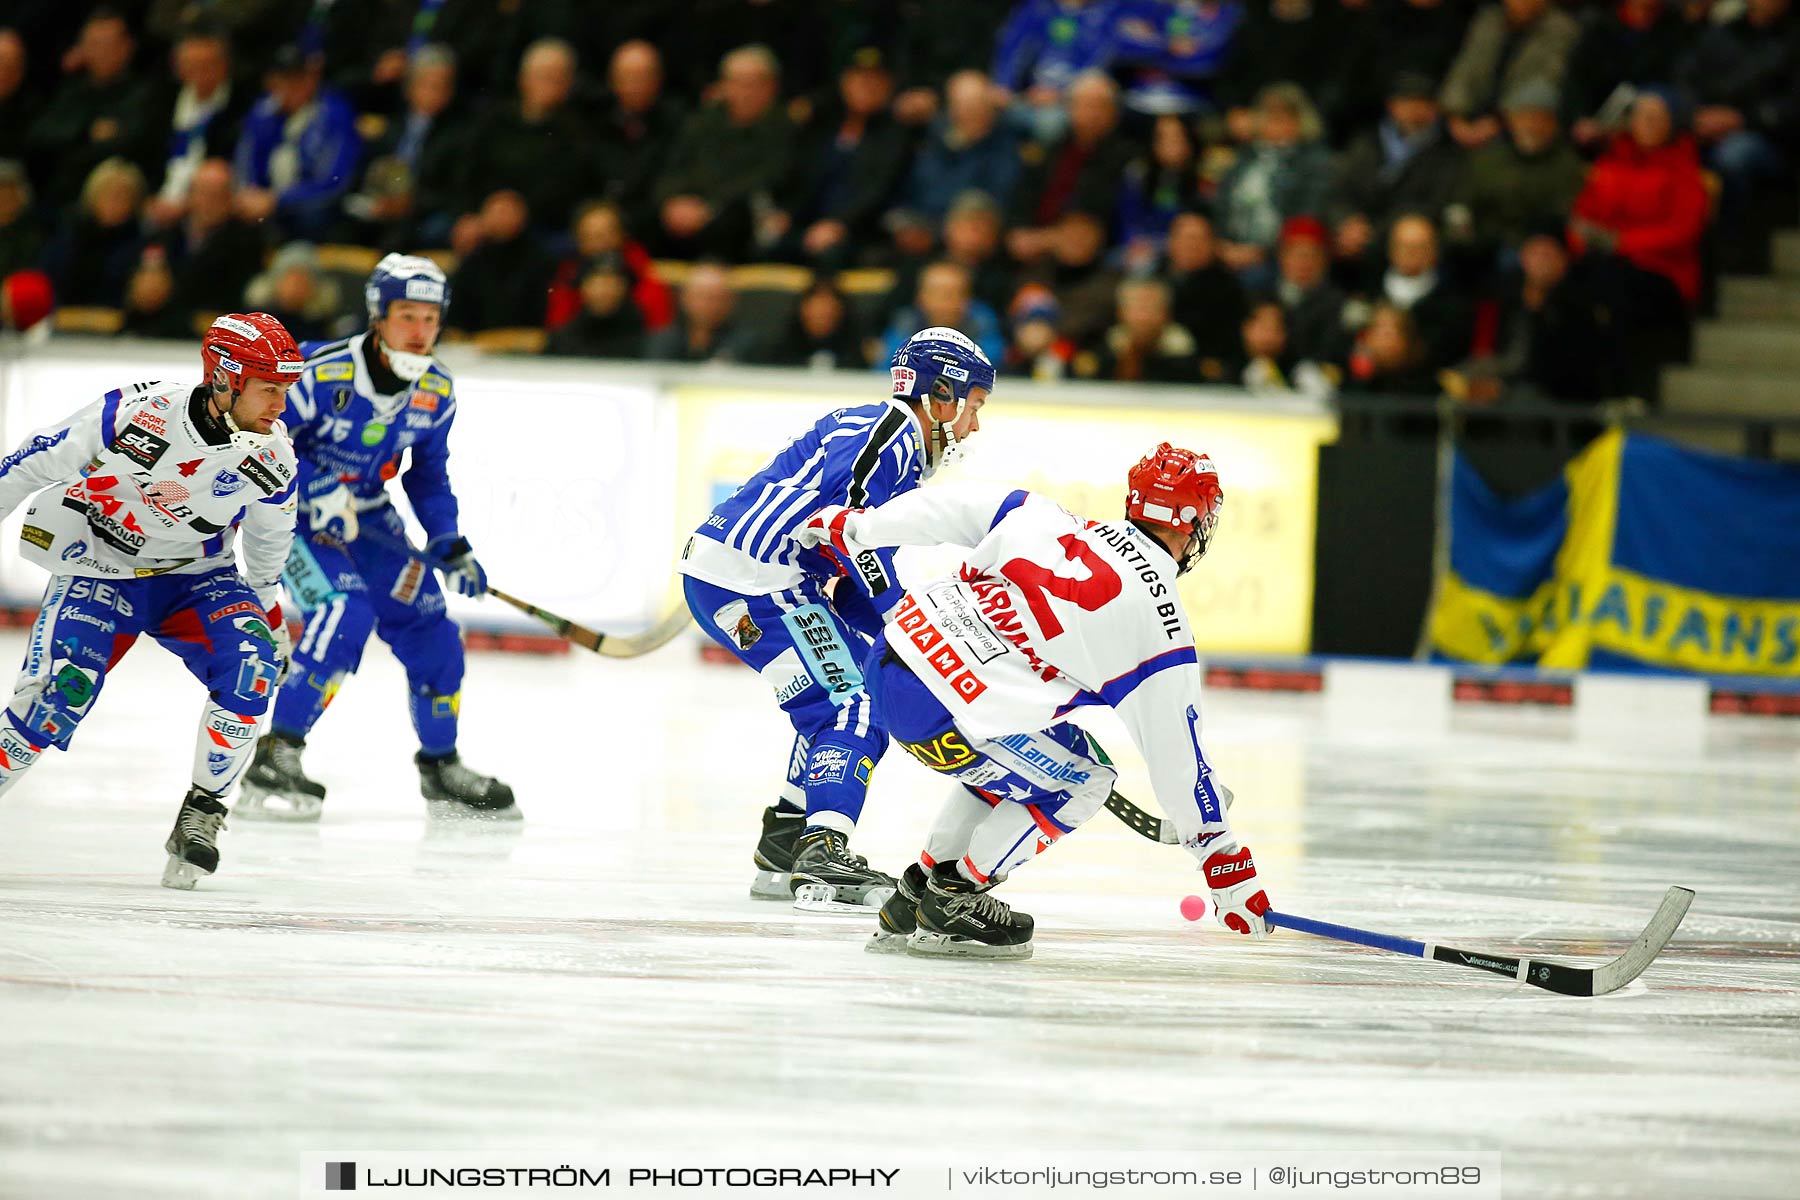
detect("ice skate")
(418, 751), (520, 820)
(866, 863), (928, 953)
(789, 827), (896, 915)
(161, 787), (229, 890)
(749, 805), (804, 900)
(235, 732), (326, 822)
(908, 862), (1034, 960)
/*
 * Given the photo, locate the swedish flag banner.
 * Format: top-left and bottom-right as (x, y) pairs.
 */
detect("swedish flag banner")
(1427, 430), (1800, 676)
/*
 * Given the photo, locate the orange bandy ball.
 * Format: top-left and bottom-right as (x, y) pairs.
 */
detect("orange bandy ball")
(1180, 894), (1206, 921)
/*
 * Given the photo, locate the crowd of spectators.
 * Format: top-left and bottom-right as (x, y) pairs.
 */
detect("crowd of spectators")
(3, 0), (1798, 410)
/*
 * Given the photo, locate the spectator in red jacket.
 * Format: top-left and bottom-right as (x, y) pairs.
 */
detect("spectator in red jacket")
(1569, 88), (1707, 306)
(544, 200), (673, 332)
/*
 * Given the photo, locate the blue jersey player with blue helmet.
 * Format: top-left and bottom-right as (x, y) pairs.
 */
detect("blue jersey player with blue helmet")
(679, 327), (995, 909)
(238, 254), (518, 822)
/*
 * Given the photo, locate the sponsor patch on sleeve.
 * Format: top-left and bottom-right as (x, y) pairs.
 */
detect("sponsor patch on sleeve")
(315, 361), (355, 381)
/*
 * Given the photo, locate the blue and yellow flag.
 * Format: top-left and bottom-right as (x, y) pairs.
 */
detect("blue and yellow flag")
(1427, 430), (1800, 676)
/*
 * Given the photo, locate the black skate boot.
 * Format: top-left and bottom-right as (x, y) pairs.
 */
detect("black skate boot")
(417, 751), (521, 820)
(910, 861), (1034, 960)
(866, 863), (929, 954)
(162, 787), (229, 890)
(750, 805), (804, 900)
(789, 827), (898, 913)
(236, 732), (327, 822)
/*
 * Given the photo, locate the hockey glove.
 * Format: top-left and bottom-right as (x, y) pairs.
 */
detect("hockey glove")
(301, 477), (359, 543)
(794, 505), (864, 575)
(1201, 841), (1271, 939)
(426, 534), (488, 597)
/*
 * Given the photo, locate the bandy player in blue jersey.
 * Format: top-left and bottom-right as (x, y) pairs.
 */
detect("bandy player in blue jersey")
(679, 328), (995, 909)
(237, 254), (515, 822)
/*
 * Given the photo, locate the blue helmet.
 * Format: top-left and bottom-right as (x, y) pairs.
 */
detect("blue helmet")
(364, 253), (450, 324)
(889, 326), (995, 407)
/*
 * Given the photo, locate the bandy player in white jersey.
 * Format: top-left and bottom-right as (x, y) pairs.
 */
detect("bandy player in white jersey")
(0, 313), (301, 889)
(795, 443), (1271, 958)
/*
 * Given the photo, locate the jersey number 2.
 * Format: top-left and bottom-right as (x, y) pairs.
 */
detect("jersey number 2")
(1000, 535), (1121, 639)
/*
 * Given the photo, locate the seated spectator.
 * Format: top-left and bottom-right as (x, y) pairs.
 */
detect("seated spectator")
(653, 44), (794, 260)
(890, 191), (1014, 317)
(1118, 115), (1202, 265)
(1569, 89), (1706, 390)
(992, 0), (1120, 142)
(1375, 214), (1472, 371)
(1439, 0), (1580, 149)
(0, 29), (35, 167)
(1018, 208), (1124, 350)
(545, 254), (646, 360)
(1563, 0), (1689, 152)
(1466, 222), (1615, 404)
(0, 160), (42, 279)
(449, 189), (557, 331)
(1212, 83), (1334, 284)
(244, 242), (344, 343)
(880, 259), (1005, 365)
(1445, 80), (1587, 263)
(43, 157), (147, 307)
(2, 268), (54, 334)
(1329, 73), (1461, 277)
(595, 40), (686, 237)
(645, 262), (757, 364)
(889, 69), (1020, 240)
(25, 10), (153, 207)
(759, 280), (866, 369)
(233, 46), (362, 240)
(1159, 211), (1245, 378)
(345, 43), (469, 249)
(1341, 301), (1441, 397)
(761, 47), (910, 270)
(144, 28), (250, 229)
(155, 158), (265, 320)
(458, 38), (591, 234)
(1006, 71), (1135, 265)
(1676, 0), (1800, 231)
(1078, 278), (1200, 383)
(1231, 297), (1339, 397)
(545, 200), (674, 333)
(1270, 217), (1349, 366)
(121, 252), (192, 338)
(1005, 282), (1075, 380)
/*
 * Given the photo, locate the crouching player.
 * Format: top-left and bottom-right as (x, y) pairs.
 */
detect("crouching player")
(796, 444), (1271, 957)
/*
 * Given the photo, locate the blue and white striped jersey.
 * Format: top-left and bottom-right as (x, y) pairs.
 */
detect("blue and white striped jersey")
(679, 398), (922, 598)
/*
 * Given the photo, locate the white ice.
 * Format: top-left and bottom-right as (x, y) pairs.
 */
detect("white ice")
(1, 629), (1797, 1200)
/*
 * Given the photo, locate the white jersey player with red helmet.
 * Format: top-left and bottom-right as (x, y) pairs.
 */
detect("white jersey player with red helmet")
(0, 313), (302, 888)
(796, 443), (1271, 959)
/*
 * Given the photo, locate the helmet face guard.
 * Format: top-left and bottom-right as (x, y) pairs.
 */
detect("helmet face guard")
(1126, 442), (1224, 575)
(889, 327), (995, 477)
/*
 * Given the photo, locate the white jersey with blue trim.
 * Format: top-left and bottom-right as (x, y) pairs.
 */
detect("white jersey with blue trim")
(841, 483), (1236, 856)
(0, 380), (298, 591)
(679, 398), (922, 596)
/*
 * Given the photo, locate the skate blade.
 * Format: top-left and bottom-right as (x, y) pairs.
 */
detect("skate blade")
(160, 854), (211, 891)
(865, 930), (913, 954)
(792, 882), (897, 916)
(906, 930), (1033, 960)
(426, 799), (523, 822)
(749, 870), (794, 901)
(233, 788), (323, 823)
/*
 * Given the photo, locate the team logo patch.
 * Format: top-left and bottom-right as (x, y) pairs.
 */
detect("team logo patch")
(207, 750), (232, 776)
(333, 386), (353, 412)
(806, 746), (853, 784)
(212, 469), (246, 497)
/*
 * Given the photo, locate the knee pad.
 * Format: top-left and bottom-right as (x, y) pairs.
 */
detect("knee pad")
(8, 659), (102, 750)
(294, 593), (376, 674)
(221, 651), (279, 717)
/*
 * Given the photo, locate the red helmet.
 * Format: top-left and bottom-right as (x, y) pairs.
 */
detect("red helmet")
(1126, 442), (1223, 572)
(200, 313), (303, 391)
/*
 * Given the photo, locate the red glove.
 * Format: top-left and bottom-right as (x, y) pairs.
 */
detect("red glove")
(795, 505), (861, 574)
(1202, 843), (1270, 939)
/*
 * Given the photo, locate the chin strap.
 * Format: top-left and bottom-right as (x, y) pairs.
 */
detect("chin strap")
(920, 394), (967, 479)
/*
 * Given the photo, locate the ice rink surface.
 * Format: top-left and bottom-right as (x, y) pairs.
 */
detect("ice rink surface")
(1, 628), (1797, 1200)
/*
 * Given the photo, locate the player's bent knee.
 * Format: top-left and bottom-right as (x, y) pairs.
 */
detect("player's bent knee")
(7, 658), (105, 750)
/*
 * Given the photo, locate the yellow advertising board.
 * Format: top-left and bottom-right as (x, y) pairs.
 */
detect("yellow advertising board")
(671, 386), (1336, 655)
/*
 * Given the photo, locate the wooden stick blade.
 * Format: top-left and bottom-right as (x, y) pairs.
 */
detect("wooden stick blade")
(594, 604), (691, 659)
(1578, 885), (1694, 996)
